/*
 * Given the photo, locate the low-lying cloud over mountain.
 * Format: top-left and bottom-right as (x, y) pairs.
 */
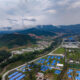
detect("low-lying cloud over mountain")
(0, 0), (80, 30)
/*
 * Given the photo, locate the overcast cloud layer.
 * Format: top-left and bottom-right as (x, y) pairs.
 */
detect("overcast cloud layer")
(0, 0), (80, 30)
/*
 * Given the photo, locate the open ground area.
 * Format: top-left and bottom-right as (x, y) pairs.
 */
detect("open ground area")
(66, 49), (80, 63)
(53, 48), (65, 54)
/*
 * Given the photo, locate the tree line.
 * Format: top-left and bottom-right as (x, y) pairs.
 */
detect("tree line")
(0, 38), (62, 69)
(0, 50), (11, 63)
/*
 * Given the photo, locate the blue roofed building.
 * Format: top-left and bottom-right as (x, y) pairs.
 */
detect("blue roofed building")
(62, 37), (80, 48)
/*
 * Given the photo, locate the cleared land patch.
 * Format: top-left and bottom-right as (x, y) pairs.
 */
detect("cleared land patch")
(53, 48), (65, 54)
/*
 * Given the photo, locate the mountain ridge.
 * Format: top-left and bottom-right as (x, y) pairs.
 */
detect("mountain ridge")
(0, 24), (80, 35)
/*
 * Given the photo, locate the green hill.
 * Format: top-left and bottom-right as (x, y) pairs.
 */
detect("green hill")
(0, 34), (36, 49)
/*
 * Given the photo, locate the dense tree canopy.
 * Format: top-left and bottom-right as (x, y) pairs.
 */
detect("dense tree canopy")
(0, 50), (11, 63)
(0, 34), (36, 48)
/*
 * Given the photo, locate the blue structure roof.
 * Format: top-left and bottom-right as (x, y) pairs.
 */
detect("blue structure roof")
(47, 62), (50, 65)
(40, 60), (44, 64)
(69, 69), (73, 72)
(9, 73), (22, 80)
(51, 56), (54, 59)
(58, 56), (61, 59)
(46, 59), (49, 62)
(28, 69), (32, 71)
(22, 69), (26, 72)
(68, 75), (72, 78)
(75, 76), (80, 80)
(20, 66), (26, 69)
(49, 67), (52, 70)
(64, 37), (76, 42)
(41, 65), (49, 72)
(76, 71), (80, 73)
(55, 70), (61, 74)
(8, 72), (18, 78)
(68, 37), (73, 40)
(75, 77), (80, 80)
(67, 72), (70, 74)
(68, 37), (76, 42)
(27, 65), (31, 67)
(55, 56), (57, 58)
(48, 56), (51, 58)
(53, 60), (56, 63)
(51, 63), (55, 66)
(16, 74), (26, 80)
(57, 61), (60, 63)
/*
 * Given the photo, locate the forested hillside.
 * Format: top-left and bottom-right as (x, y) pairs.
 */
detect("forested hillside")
(0, 34), (36, 49)
(0, 50), (11, 63)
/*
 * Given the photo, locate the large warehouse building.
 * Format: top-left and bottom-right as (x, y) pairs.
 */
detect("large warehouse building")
(62, 37), (80, 48)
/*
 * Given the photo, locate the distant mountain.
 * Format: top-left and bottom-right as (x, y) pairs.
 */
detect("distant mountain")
(34, 25), (65, 33)
(0, 24), (80, 35)
(59, 24), (80, 34)
(17, 24), (80, 36)
(18, 27), (57, 36)
(34, 24), (80, 34)
(0, 25), (61, 36)
(0, 34), (36, 49)
(0, 24), (80, 49)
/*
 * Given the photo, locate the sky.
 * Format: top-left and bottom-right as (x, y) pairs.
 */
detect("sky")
(0, 0), (80, 30)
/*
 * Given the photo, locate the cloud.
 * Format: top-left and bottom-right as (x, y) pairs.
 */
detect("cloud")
(23, 18), (36, 22)
(69, 1), (80, 9)
(0, 0), (80, 30)
(46, 9), (57, 14)
(57, 0), (70, 6)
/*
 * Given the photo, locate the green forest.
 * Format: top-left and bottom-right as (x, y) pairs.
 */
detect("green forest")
(0, 34), (36, 49)
(0, 50), (11, 63)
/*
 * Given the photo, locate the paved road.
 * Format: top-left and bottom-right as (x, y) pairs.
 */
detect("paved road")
(2, 63), (27, 80)
(2, 53), (49, 80)
(2, 45), (62, 80)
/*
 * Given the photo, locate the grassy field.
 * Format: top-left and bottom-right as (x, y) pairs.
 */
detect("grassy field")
(6, 61), (25, 71)
(54, 48), (65, 54)
(66, 49), (80, 62)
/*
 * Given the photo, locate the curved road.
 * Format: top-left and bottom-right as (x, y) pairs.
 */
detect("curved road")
(2, 45), (63, 80)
